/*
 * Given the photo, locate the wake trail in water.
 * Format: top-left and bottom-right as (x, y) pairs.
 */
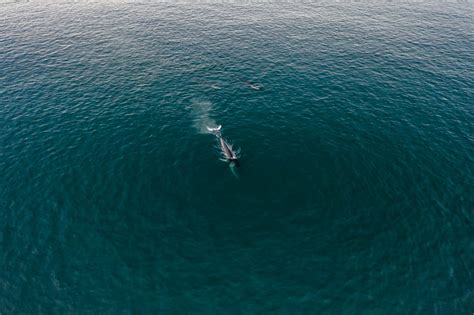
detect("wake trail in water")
(189, 100), (218, 134)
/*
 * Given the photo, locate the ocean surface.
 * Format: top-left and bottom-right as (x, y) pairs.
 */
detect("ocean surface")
(1, 1), (473, 314)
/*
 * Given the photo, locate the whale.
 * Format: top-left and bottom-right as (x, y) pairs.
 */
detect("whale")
(207, 125), (239, 163)
(244, 81), (263, 90)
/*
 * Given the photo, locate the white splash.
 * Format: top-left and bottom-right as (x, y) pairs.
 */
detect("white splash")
(189, 100), (218, 134)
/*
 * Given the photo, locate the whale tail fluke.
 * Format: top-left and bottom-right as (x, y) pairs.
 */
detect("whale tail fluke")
(207, 125), (222, 136)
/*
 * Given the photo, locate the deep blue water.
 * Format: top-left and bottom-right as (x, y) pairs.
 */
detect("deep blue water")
(1, 1), (473, 314)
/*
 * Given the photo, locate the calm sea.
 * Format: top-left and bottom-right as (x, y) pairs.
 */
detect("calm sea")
(1, 1), (473, 314)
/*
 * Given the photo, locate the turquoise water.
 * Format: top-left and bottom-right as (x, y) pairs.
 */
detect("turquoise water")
(1, 1), (473, 313)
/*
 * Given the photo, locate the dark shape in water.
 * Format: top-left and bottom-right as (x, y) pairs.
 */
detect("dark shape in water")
(207, 125), (239, 165)
(244, 80), (263, 90)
